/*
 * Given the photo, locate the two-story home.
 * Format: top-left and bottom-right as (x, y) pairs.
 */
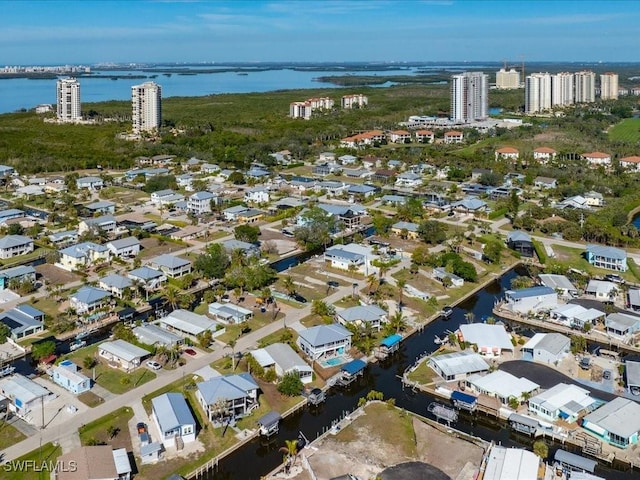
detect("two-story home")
(395, 172), (423, 188)
(151, 393), (196, 448)
(0, 304), (44, 340)
(415, 130), (434, 143)
(84, 200), (116, 216)
(176, 173), (194, 191)
(0, 235), (33, 259)
(244, 186), (270, 204)
(388, 130), (411, 143)
(503, 286), (558, 314)
(99, 274), (134, 299)
(533, 147), (557, 164)
(336, 305), (388, 331)
(620, 156), (640, 172)
(70, 286), (111, 314)
(582, 151), (612, 167)
(296, 324), (352, 361)
(0, 265), (36, 290)
(128, 266), (167, 293)
(78, 215), (117, 236)
(57, 242), (110, 271)
(76, 176), (104, 190)
(495, 147), (519, 162)
(106, 237), (140, 258)
(506, 231), (534, 257)
(585, 244), (627, 272)
(196, 373), (260, 425)
(150, 254), (192, 278)
(443, 131), (464, 144)
(187, 191), (217, 215)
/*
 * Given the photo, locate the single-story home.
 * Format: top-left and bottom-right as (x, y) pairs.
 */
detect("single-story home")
(78, 215), (117, 235)
(251, 343), (313, 384)
(55, 445), (132, 480)
(0, 264), (36, 290)
(585, 280), (618, 301)
(521, 333), (570, 364)
(503, 286), (557, 314)
(134, 324), (183, 347)
(196, 373), (259, 425)
(106, 237), (140, 258)
(605, 312), (640, 338)
(151, 392), (196, 448)
(433, 267), (464, 288)
(159, 309), (222, 338)
(428, 350), (490, 382)
(0, 374), (54, 420)
(98, 339), (150, 371)
(465, 370), (539, 405)
(297, 324), (352, 361)
(208, 302), (253, 324)
(549, 304), (605, 328)
(76, 176), (104, 190)
(52, 360), (91, 395)
(528, 383), (599, 423)
(582, 397), (640, 448)
(506, 231), (534, 257)
(538, 274), (578, 298)
(391, 221), (419, 240)
(458, 324), (514, 357)
(0, 304), (44, 340)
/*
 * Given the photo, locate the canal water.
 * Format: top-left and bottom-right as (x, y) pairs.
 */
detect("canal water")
(204, 267), (636, 480)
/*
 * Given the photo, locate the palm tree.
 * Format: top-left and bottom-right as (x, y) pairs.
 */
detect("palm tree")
(347, 263), (358, 276)
(396, 279), (406, 307)
(311, 300), (334, 319)
(464, 312), (475, 324)
(388, 310), (407, 333)
(164, 286), (180, 311)
(279, 439), (299, 473)
(282, 276), (296, 296)
(366, 274), (379, 294)
(226, 338), (237, 371)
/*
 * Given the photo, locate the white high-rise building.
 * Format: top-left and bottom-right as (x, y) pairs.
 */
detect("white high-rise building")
(496, 68), (520, 89)
(551, 72), (574, 107)
(56, 78), (81, 122)
(131, 82), (162, 134)
(525, 73), (552, 114)
(600, 72), (619, 100)
(450, 72), (488, 123)
(575, 71), (596, 103)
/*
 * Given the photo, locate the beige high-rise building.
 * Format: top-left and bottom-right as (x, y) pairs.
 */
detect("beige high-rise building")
(525, 73), (552, 114)
(450, 71), (488, 122)
(496, 68), (520, 89)
(575, 71), (596, 103)
(56, 77), (81, 122)
(551, 72), (574, 107)
(600, 72), (619, 100)
(131, 81), (162, 134)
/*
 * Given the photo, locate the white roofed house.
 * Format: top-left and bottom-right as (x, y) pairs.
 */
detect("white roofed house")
(324, 243), (378, 276)
(106, 236), (140, 258)
(70, 286), (111, 314)
(527, 383), (599, 423)
(585, 279), (618, 301)
(208, 302), (253, 324)
(151, 393), (196, 448)
(585, 244), (627, 272)
(521, 333), (570, 364)
(458, 324), (514, 358)
(605, 312), (640, 339)
(196, 373), (259, 425)
(84, 200), (116, 216)
(57, 242), (110, 271)
(150, 254), (192, 278)
(296, 324), (352, 361)
(187, 191), (217, 215)
(538, 274), (578, 298)
(78, 215), (117, 235)
(98, 339), (150, 371)
(159, 309), (222, 339)
(0, 373), (54, 420)
(465, 370), (539, 406)
(176, 173), (194, 191)
(244, 186), (270, 204)
(251, 343), (313, 384)
(134, 324), (183, 347)
(550, 304), (605, 329)
(0, 235), (33, 259)
(428, 350), (490, 382)
(395, 172), (423, 188)
(336, 304), (388, 331)
(503, 286), (557, 314)
(55, 446), (132, 480)
(433, 267), (464, 288)
(582, 397), (640, 448)
(99, 274), (133, 299)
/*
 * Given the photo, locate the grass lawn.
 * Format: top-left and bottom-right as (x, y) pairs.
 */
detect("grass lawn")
(551, 244), (638, 283)
(215, 308), (284, 344)
(406, 358), (439, 386)
(77, 390), (104, 408)
(78, 406), (134, 450)
(256, 327), (298, 348)
(608, 118), (640, 142)
(30, 294), (66, 318)
(0, 247), (49, 267)
(62, 344), (156, 394)
(0, 420), (26, 450)
(1, 442), (61, 480)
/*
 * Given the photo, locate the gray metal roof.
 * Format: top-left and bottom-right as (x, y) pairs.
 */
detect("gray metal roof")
(605, 312), (640, 331)
(161, 309), (218, 336)
(128, 266), (164, 281)
(538, 274), (577, 293)
(586, 244), (627, 260)
(505, 286), (555, 300)
(107, 236), (139, 250)
(628, 289), (640, 307)
(72, 286), (111, 305)
(99, 339), (149, 362)
(0, 305), (44, 336)
(429, 351), (490, 377)
(197, 373), (258, 405)
(554, 449), (597, 473)
(392, 221), (419, 232)
(0, 265), (36, 280)
(60, 241), (108, 258)
(531, 333), (570, 355)
(626, 360), (640, 388)
(151, 254), (191, 269)
(583, 397), (640, 439)
(152, 392), (195, 433)
(100, 274), (133, 290)
(338, 305), (386, 323)
(0, 235), (32, 249)
(134, 324), (182, 346)
(507, 230), (532, 242)
(258, 343), (310, 373)
(297, 324), (352, 348)
(324, 247), (364, 262)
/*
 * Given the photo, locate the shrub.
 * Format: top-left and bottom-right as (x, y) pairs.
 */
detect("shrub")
(277, 372), (303, 396)
(532, 239), (547, 264)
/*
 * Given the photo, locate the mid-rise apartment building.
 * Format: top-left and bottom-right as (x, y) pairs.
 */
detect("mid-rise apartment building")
(56, 78), (81, 122)
(289, 97), (334, 119)
(131, 81), (162, 134)
(341, 94), (368, 109)
(600, 72), (619, 100)
(495, 68), (520, 89)
(450, 72), (488, 123)
(575, 71), (596, 103)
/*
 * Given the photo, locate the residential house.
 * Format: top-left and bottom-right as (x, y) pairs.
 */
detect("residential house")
(296, 324), (352, 360)
(55, 446), (132, 480)
(223, 205), (251, 221)
(582, 151), (612, 167)
(85, 200), (116, 216)
(550, 304), (605, 329)
(371, 169), (395, 184)
(451, 197), (488, 214)
(338, 154), (357, 165)
(503, 286), (557, 314)
(433, 267), (464, 288)
(428, 350), (490, 382)
(389, 130), (411, 143)
(150, 254), (192, 278)
(585, 245), (627, 272)
(582, 397), (640, 448)
(0, 304), (44, 340)
(270, 150), (293, 165)
(534, 176), (557, 189)
(585, 280), (618, 300)
(342, 168), (371, 179)
(201, 163), (220, 175)
(78, 215), (117, 235)
(495, 147), (519, 161)
(395, 172), (423, 188)
(340, 130), (385, 148)
(620, 155), (640, 171)
(415, 130), (434, 143)
(221, 239), (260, 258)
(521, 333), (571, 363)
(528, 383), (598, 423)
(70, 286), (111, 314)
(0, 374), (53, 419)
(98, 339), (149, 371)
(159, 309), (221, 339)
(52, 360), (91, 395)
(538, 274), (578, 298)
(196, 373), (259, 424)
(106, 237), (140, 258)
(584, 191), (604, 207)
(245, 167), (270, 180)
(556, 195), (590, 210)
(133, 324), (183, 347)
(324, 243), (378, 275)
(208, 302), (253, 324)
(76, 176), (104, 190)
(57, 242), (110, 271)
(171, 225), (207, 242)
(99, 274), (133, 299)
(151, 393), (196, 448)
(0, 235), (33, 259)
(533, 147), (557, 163)
(187, 191), (216, 215)
(605, 312), (640, 338)
(128, 266), (166, 292)
(0, 265), (36, 290)
(0, 209), (24, 224)
(176, 173), (194, 191)
(387, 159), (403, 169)
(336, 305), (388, 331)
(251, 343), (313, 384)
(151, 189), (179, 205)
(458, 324), (514, 357)
(315, 181), (348, 197)
(347, 183), (377, 198)
(628, 289), (640, 311)
(443, 131), (464, 144)
(315, 203), (367, 229)
(48, 229), (78, 246)
(244, 186), (270, 204)
(391, 221), (419, 240)
(506, 231), (534, 257)
(465, 370), (539, 405)
(381, 194), (407, 206)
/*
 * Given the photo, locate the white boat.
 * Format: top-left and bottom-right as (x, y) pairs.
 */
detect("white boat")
(434, 334), (449, 345)
(0, 365), (16, 377)
(70, 340), (86, 351)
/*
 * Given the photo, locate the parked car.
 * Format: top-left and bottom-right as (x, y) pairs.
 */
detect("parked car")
(327, 280), (339, 288)
(291, 293), (307, 303)
(184, 348), (197, 356)
(579, 357), (591, 370)
(146, 361), (161, 370)
(136, 422), (147, 434)
(605, 274), (625, 284)
(603, 370), (612, 380)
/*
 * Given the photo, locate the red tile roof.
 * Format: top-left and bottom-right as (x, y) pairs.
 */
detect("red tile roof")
(534, 147), (556, 153)
(496, 147), (519, 154)
(582, 151), (610, 158)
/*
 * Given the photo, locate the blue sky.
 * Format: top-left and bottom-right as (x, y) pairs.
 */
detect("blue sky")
(2, 1), (639, 64)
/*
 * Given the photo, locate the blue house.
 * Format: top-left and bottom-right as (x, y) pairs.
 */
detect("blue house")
(585, 244), (627, 272)
(52, 360), (91, 394)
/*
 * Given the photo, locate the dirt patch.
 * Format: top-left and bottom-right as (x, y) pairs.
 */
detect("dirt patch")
(35, 263), (81, 285)
(139, 237), (180, 258)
